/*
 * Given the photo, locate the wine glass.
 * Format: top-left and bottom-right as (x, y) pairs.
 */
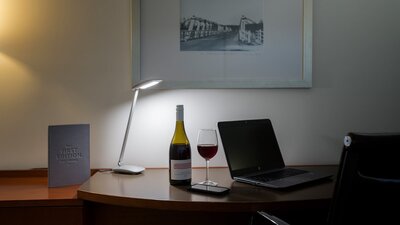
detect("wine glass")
(197, 129), (218, 186)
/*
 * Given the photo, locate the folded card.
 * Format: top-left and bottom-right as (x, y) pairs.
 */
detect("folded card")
(48, 124), (90, 187)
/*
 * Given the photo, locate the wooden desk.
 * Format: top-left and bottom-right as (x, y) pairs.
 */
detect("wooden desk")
(78, 166), (337, 225)
(0, 170), (83, 225)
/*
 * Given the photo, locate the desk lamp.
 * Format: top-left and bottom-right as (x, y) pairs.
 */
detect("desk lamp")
(112, 79), (162, 174)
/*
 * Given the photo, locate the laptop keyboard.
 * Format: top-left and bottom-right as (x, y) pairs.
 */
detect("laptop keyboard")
(249, 168), (307, 182)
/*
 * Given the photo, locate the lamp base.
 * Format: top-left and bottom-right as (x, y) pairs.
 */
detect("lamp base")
(112, 164), (145, 174)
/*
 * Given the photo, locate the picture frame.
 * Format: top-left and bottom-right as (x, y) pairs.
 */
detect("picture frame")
(131, 0), (313, 89)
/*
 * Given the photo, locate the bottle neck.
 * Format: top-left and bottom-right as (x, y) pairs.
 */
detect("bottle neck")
(176, 108), (184, 121)
(172, 105), (189, 145)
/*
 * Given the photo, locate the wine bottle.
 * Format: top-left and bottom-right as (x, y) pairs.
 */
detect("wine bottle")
(169, 105), (192, 185)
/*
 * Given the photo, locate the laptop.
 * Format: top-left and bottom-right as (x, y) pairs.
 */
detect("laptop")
(217, 119), (332, 189)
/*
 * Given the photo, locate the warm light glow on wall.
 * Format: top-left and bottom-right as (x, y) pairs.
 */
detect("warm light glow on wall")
(0, 1), (35, 101)
(0, 1), (30, 78)
(0, 0), (10, 41)
(0, 0), (43, 79)
(0, 53), (40, 150)
(0, 52), (30, 75)
(0, 0), (42, 50)
(0, 52), (37, 103)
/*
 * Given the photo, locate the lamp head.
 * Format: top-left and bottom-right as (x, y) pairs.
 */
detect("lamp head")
(132, 79), (162, 90)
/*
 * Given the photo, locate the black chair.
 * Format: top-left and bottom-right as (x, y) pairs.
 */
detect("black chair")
(253, 132), (400, 225)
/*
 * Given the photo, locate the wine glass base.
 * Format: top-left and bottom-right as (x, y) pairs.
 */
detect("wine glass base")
(198, 180), (218, 186)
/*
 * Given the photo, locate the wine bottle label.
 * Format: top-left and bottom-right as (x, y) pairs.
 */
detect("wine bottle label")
(170, 159), (191, 180)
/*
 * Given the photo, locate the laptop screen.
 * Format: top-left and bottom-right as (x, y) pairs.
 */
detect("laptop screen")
(218, 119), (285, 177)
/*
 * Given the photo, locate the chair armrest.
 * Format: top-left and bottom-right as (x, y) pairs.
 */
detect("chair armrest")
(257, 211), (291, 225)
(358, 172), (400, 184)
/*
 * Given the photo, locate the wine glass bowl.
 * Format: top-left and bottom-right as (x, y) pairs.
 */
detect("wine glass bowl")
(197, 129), (218, 186)
(197, 144), (218, 160)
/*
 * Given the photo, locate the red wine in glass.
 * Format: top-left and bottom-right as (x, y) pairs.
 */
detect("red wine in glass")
(197, 144), (218, 160)
(197, 129), (218, 186)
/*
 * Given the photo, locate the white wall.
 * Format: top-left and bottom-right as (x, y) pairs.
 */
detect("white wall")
(0, 0), (399, 170)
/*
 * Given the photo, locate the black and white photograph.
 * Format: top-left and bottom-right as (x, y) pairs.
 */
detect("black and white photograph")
(180, 0), (264, 51)
(138, 0), (310, 88)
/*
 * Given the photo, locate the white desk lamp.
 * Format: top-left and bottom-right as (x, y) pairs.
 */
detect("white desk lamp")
(112, 79), (162, 174)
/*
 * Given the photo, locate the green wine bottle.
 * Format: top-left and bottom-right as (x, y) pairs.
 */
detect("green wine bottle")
(169, 105), (192, 185)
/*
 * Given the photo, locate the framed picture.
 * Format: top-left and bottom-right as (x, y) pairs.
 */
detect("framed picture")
(132, 0), (313, 89)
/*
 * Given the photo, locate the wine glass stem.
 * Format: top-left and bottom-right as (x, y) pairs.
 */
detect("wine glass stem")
(206, 159), (210, 182)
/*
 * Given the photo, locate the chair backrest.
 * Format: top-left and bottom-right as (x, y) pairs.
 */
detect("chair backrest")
(327, 133), (400, 225)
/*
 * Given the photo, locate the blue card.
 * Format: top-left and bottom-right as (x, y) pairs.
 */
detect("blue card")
(48, 124), (90, 187)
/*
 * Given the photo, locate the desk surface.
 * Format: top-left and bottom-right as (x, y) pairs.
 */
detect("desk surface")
(0, 170), (81, 207)
(78, 166), (336, 212)
(0, 170), (83, 225)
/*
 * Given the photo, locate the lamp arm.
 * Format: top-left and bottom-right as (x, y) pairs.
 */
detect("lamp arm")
(117, 89), (140, 167)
